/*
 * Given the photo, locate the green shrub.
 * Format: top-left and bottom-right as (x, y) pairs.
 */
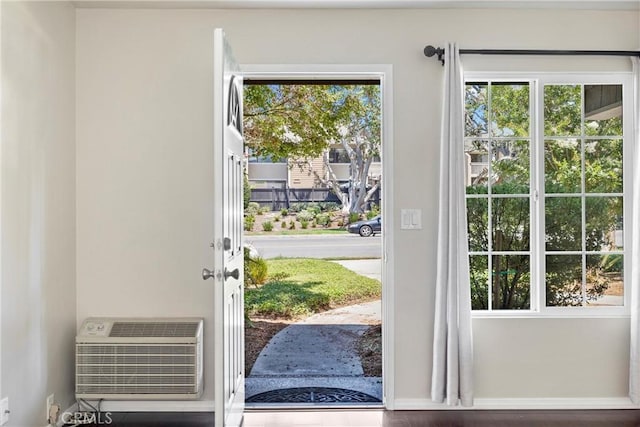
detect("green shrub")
(296, 209), (315, 222)
(248, 258), (268, 286)
(366, 202), (380, 219)
(319, 202), (339, 212)
(306, 202), (321, 215)
(348, 212), (361, 224)
(288, 221), (296, 230)
(274, 215), (281, 222)
(281, 221), (287, 228)
(289, 203), (304, 213)
(246, 202), (260, 215)
(316, 213), (331, 227)
(300, 219), (309, 229)
(244, 247), (268, 287)
(262, 221), (273, 232)
(280, 208), (289, 217)
(244, 215), (255, 231)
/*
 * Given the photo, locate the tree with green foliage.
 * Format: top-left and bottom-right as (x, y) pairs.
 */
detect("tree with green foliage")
(244, 84), (381, 214)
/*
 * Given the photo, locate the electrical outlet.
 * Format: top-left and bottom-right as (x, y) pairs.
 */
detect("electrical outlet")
(0, 397), (9, 426)
(46, 394), (54, 425)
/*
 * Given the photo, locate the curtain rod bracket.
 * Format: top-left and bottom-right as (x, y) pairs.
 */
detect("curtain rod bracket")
(424, 45), (445, 66)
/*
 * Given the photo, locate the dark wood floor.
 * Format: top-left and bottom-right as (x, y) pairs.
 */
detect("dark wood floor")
(64, 409), (640, 426)
(380, 410), (640, 426)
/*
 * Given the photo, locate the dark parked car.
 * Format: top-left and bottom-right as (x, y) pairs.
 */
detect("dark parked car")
(347, 215), (382, 237)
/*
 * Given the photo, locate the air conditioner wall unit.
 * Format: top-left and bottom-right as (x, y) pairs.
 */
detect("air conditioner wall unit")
(76, 317), (204, 400)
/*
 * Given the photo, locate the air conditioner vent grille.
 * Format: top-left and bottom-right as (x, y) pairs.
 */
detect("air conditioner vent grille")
(77, 345), (195, 355)
(77, 385), (197, 394)
(77, 375), (196, 385)
(77, 355), (195, 366)
(109, 322), (199, 338)
(76, 344), (197, 366)
(76, 318), (203, 400)
(77, 365), (195, 375)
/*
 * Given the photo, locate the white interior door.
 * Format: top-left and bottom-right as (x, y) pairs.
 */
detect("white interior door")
(207, 28), (244, 427)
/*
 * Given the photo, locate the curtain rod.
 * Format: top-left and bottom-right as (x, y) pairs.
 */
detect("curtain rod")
(423, 45), (640, 65)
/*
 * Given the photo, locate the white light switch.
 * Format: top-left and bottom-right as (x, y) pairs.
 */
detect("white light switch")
(401, 209), (422, 230)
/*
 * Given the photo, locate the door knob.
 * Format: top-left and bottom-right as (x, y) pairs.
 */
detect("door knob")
(224, 268), (239, 280)
(202, 268), (215, 280)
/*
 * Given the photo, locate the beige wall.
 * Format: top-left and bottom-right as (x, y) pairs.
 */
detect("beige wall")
(289, 157), (324, 188)
(1, 1), (76, 424)
(75, 7), (639, 406)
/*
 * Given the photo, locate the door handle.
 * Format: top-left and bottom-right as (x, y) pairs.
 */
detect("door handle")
(203, 267), (239, 281)
(224, 268), (239, 280)
(202, 268), (215, 280)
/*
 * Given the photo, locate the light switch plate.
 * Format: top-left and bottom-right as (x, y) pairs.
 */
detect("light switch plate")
(401, 209), (422, 230)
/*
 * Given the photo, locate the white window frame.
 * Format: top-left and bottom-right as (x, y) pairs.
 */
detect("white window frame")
(467, 71), (634, 318)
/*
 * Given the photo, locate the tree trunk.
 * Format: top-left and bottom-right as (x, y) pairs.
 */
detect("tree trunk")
(298, 135), (378, 215)
(492, 230), (504, 309)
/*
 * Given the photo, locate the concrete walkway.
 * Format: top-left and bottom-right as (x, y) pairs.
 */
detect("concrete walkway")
(249, 323), (368, 377)
(245, 301), (382, 403)
(332, 259), (381, 282)
(249, 300), (381, 378)
(245, 260), (382, 404)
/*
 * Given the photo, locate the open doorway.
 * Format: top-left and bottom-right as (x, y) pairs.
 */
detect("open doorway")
(240, 66), (394, 408)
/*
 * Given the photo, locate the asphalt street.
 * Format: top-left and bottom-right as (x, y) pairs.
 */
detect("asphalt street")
(245, 234), (382, 259)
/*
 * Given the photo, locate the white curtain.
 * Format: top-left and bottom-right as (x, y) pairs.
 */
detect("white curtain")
(431, 42), (474, 407)
(629, 57), (640, 405)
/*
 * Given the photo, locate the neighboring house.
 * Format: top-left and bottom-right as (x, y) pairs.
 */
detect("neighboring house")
(247, 146), (381, 191)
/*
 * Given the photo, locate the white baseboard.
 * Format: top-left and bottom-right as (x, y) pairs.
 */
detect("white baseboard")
(393, 397), (639, 410)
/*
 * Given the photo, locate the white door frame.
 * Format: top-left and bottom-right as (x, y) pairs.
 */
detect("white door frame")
(240, 64), (395, 409)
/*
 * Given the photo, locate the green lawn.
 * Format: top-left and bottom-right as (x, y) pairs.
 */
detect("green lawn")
(245, 258), (381, 319)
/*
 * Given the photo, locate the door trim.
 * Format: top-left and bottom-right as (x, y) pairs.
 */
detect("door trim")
(240, 64), (395, 409)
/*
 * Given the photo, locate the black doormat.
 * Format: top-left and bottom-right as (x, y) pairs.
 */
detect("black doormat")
(246, 387), (381, 403)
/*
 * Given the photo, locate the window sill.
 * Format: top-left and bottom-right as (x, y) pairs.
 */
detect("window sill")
(471, 310), (630, 319)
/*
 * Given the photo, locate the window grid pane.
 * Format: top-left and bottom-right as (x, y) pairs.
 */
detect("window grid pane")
(585, 254), (624, 307)
(492, 255), (531, 310)
(465, 81), (532, 311)
(543, 84), (624, 308)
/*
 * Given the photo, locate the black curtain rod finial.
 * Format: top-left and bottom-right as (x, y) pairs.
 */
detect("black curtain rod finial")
(424, 45), (445, 66)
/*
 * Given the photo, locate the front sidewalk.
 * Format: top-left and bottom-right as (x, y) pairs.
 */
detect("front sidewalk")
(245, 300), (382, 405)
